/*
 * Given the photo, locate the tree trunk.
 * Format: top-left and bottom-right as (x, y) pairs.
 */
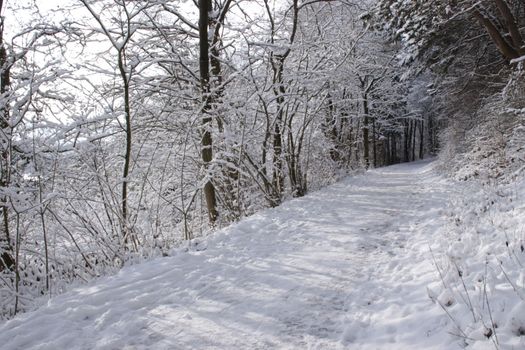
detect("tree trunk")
(199, 0), (218, 223)
(494, 0), (525, 56)
(267, 0), (299, 202)
(372, 117), (377, 168)
(271, 56), (285, 203)
(362, 93), (370, 168)
(391, 135), (397, 164)
(355, 119), (360, 163)
(117, 49), (133, 240)
(0, 1), (14, 272)
(384, 135), (390, 166)
(404, 121), (410, 162)
(209, 2), (239, 220)
(419, 120), (424, 159)
(473, 10), (520, 60)
(428, 115), (436, 154)
(411, 120), (416, 161)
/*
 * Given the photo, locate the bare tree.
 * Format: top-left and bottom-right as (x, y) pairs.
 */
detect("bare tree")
(78, 0), (151, 245)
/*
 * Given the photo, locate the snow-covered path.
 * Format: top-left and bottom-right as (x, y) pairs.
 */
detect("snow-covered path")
(0, 160), (458, 349)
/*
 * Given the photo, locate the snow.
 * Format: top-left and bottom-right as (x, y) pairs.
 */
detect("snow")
(429, 170), (525, 349)
(510, 56), (525, 65)
(0, 160), (478, 349)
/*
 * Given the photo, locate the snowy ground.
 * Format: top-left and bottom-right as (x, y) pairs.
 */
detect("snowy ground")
(0, 160), (463, 349)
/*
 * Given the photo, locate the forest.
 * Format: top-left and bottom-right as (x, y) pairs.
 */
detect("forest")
(0, 1), (524, 347)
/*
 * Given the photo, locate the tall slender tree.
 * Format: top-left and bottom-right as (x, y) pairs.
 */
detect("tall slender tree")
(0, 0), (14, 273)
(199, 0), (219, 223)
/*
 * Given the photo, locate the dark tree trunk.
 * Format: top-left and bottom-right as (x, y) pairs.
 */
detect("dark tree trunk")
(0, 1), (14, 272)
(419, 120), (424, 159)
(404, 121), (410, 162)
(268, 0), (298, 202)
(272, 107), (284, 199)
(209, 1), (240, 220)
(362, 93), (370, 168)
(494, 0), (525, 56)
(411, 120), (416, 161)
(473, 10), (520, 60)
(372, 117), (377, 168)
(384, 135), (390, 166)
(428, 116), (435, 154)
(199, 0), (218, 223)
(117, 48), (132, 240)
(391, 135), (397, 164)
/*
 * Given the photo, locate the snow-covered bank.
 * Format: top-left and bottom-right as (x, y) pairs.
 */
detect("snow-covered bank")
(428, 170), (525, 350)
(0, 160), (465, 349)
(431, 65), (525, 349)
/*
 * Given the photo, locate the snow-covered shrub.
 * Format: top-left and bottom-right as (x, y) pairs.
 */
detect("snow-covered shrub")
(430, 67), (525, 348)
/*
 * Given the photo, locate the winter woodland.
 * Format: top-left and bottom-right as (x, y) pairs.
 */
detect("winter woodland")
(0, 0), (525, 348)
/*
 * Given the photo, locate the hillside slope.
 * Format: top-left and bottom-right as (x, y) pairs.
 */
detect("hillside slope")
(0, 160), (461, 349)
